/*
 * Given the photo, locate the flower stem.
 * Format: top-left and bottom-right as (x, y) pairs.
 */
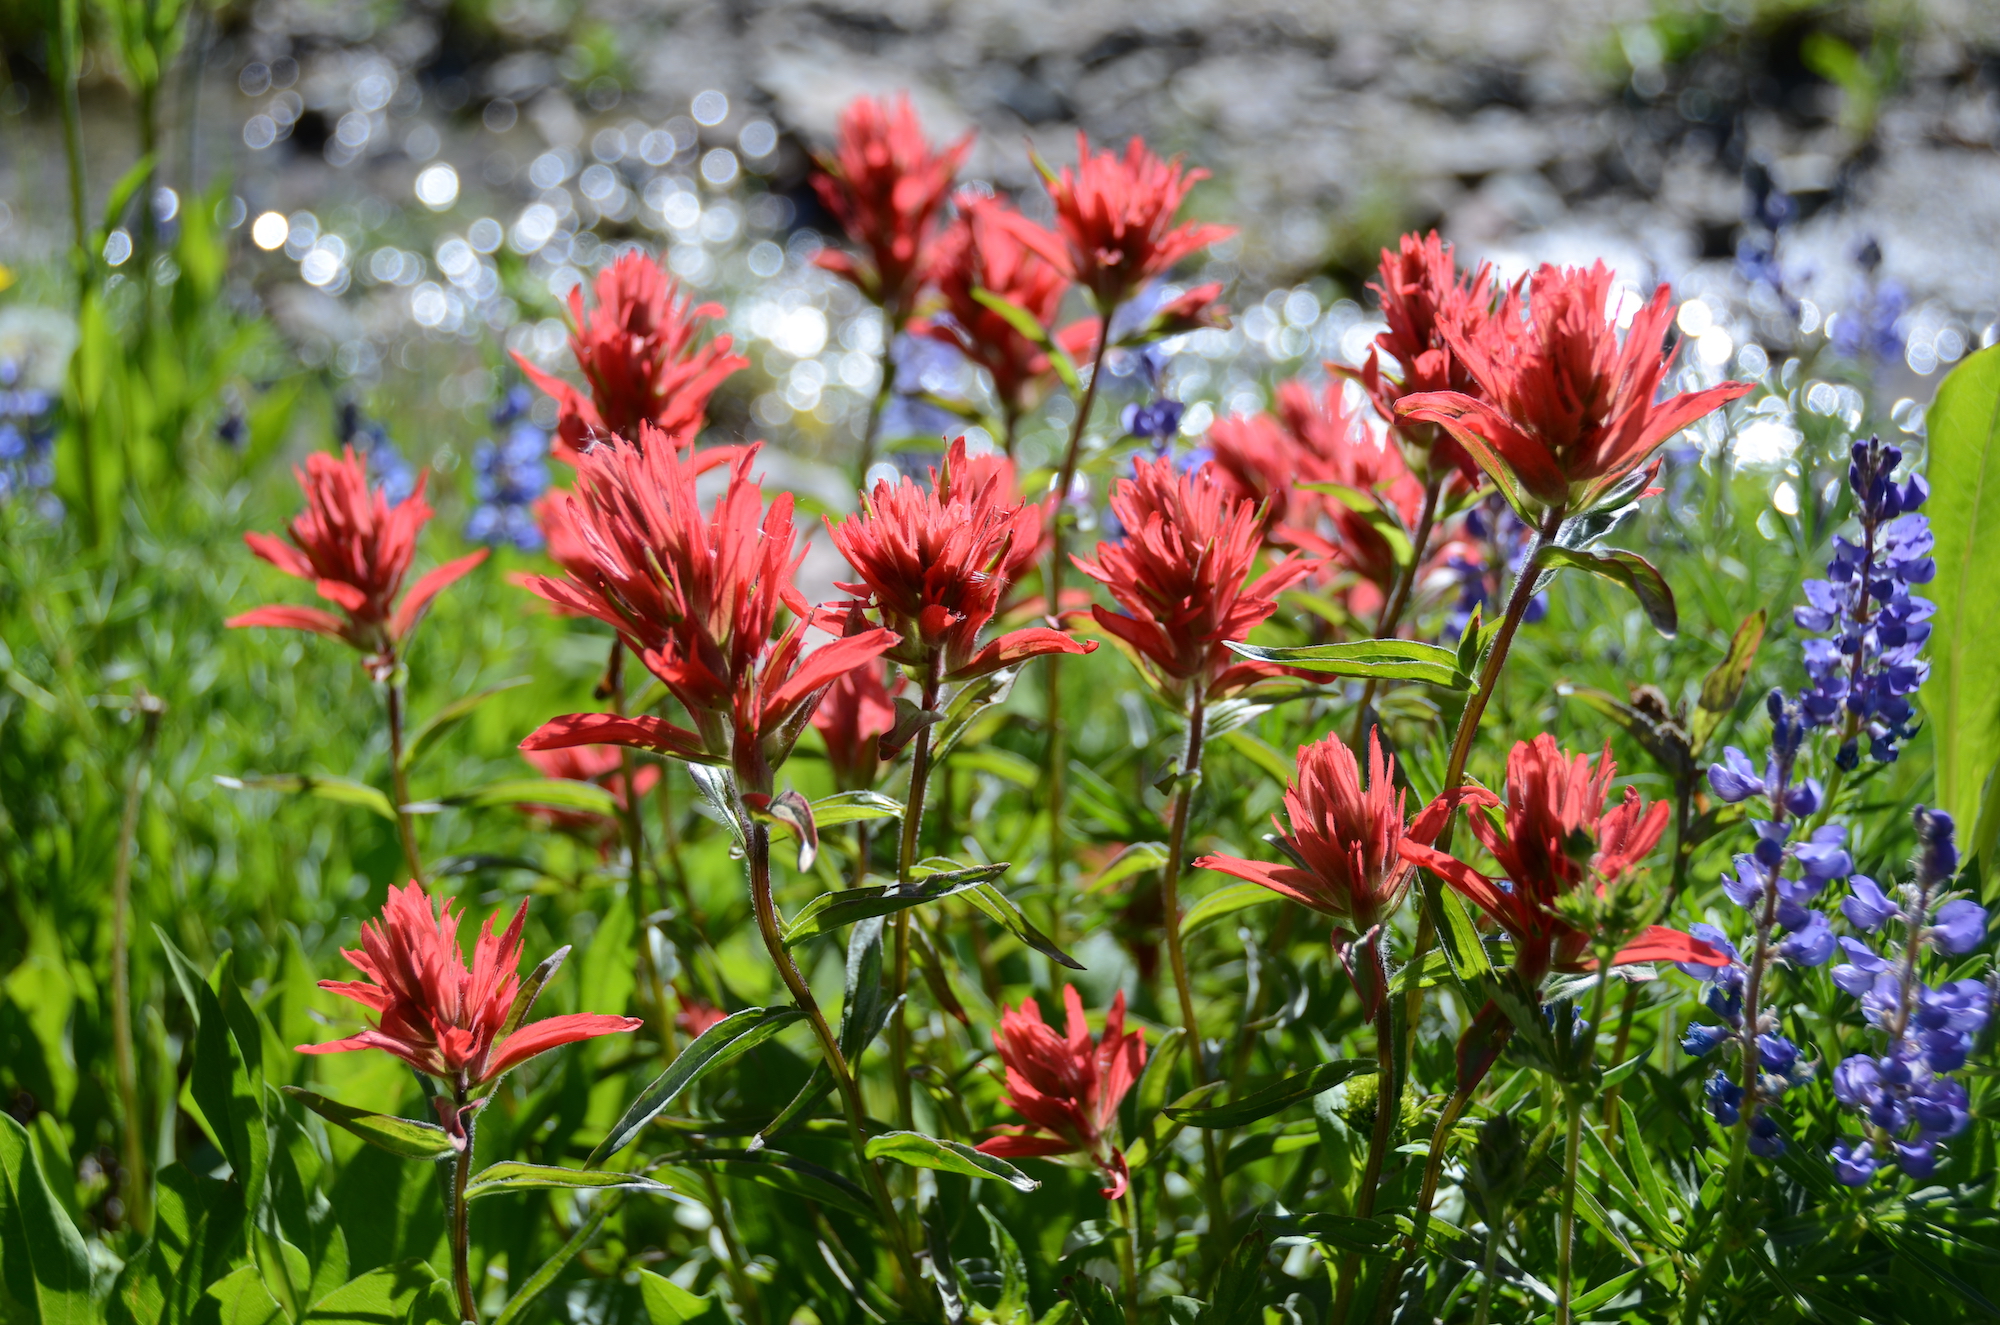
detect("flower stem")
(383, 662), (425, 884)
(857, 360), (896, 487)
(1115, 1182), (1142, 1325)
(743, 818), (931, 1316)
(1043, 314), (1116, 911)
(1348, 472), (1446, 748)
(111, 691), (162, 1236)
(450, 1098), (478, 1324)
(892, 660), (946, 1133)
(608, 643), (675, 1060)
(1555, 1089), (1585, 1325)
(1333, 944), (1400, 1325)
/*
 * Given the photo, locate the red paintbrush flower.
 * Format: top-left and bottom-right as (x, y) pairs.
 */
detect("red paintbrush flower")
(998, 135), (1233, 312)
(812, 94), (973, 317)
(229, 447), (486, 665)
(825, 435), (1095, 683)
(975, 986), (1146, 1199)
(1399, 262), (1753, 517)
(1274, 379), (1426, 606)
(1349, 231), (1499, 484)
(299, 882), (640, 1110)
(811, 659), (902, 791)
(1074, 457), (1314, 702)
(517, 427), (899, 793)
(518, 745), (660, 843)
(1397, 734), (1727, 983)
(513, 251), (747, 462)
(913, 194), (1072, 419)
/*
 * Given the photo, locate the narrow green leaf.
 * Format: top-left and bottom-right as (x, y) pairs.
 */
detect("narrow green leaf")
(1090, 841), (1168, 892)
(808, 790), (903, 826)
(782, 866), (1007, 946)
(465, 1162), (690, 1202)
(1296, 1212), (1396, 1254)
(864, 1132), (1041, 1191)
(1690, 610), (1766, 754)
(660, 1150), (874, 1221)
(494, 1201), (614, 1325)
(1922, 343), (2000, 840)
(1181, 882), (1280, 939)
(951, 747), (1042, 788)
(971, 287), (1081, 395)
(1541, 545), (1677, 637)
(637, 1270), (728, 1325)
(214, 772), (395, 821)
(1618, 1099), (1681, 1226)
(961, 880), (1086, 971)
(589, 1007), (806, 1166)
(1218, 729), (1295, 784)
(1222, 639), (1473, 688)
(401, 676), (531, 769)
(404, 778), (620, 816)
(1166, 1059), (1375, 1128)
(300, 1260), (455, 1324)
(277, 1088), (454, 1161)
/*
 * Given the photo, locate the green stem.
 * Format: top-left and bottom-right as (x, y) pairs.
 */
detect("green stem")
(892, 658), (945, 1133)
(1333, 947), (1399, 1325)
(450, 1094), (478, 1324)
(1556, 1090), (1584, 1325)
(1348, 472), (1445, 748)
(111, 692), (162, 1235)
(1116, 1182), (1142, 1325)
(743, 818), (930, 1317)
(383, 663), (425, 884)
(1043, 313), (1116, 907)
(608, 643), (674, 1060)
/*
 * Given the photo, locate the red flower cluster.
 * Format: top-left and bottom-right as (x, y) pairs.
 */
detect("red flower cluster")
(812, 94), (973, 316)
(1197, 730), (1440, 934)
(1401, 262), (1753, 517)
(1350, 231), (1498, 484)
(229, 447), (486, 663)
(1001, 135), (1234, 311)
(300, 882), (640, 1102)
(827, 436), (1094, 684)
(976, 986), (1146, 1199)
(1399, 735), (1727, 982)
(811, 659), (902, 791)
(519, 744), (660, 847)
(1074, 458), (1315, 701)
(518, 428), (898, 792)
(513, 251), (747, 461)
(914, 194), (1073, 420)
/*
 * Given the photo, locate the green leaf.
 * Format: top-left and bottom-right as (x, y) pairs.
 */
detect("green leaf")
(1218, 729), (1295, 785)
(1166, 1059), (1376, 1128)
(589, 1007), (807, 1166)
(400, 677), (532, 769)
(0, 1114), (93, 1325)
(978, 1206), (1031, 1323)
(971, 287), (1082, 395)
(781, 864), (1008, 945)
(403, 777), (620, 816)
(951, 747), (1042, 788)
(494, 1199), (614, 1325)
(278, 1088), (455, 1161)
(808, 790), (903, 826)
(959, 879), (1086, 971)
(660, 1150), (874, 1221)
(1090, 841), (1167, 891)
(1528, 1264), (1651, 1324)
(214, 773), (395, 821)
(1181, 882), (1280, 939)
(637, 1271), (729, 1325)
(200, 1266), (283, 1325)
(303, 1261), (455, 1325)
(464, 1162), (690, 1202)
(1923, 344), (2000, 846)
(1222, 639), (1474, 689)
(1540, 545), (1677, 637)
(1299, 482), (1415, 566)
(1690, 610), (1766, 754)
(1431, 887), (1493, 982)
(864, 1131), (1041, 1191)
(1297, 1212), (1396, 1254)
(1618, 1099), (1681, 1227)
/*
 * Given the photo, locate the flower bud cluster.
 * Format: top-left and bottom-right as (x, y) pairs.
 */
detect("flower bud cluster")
(1793, 436), (1934, 768)
(1829, 809), (1992, 1184)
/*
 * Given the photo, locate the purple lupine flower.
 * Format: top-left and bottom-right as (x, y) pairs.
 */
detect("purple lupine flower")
(0, 358), (59, 514)
(1122, 399), (1186, 452)
(1828, 808), (1994, 1185)
(1443, 494), (1548, 641)
(466, 386), (552, 551)
(338, 400), (417, 504)
(1795, 436), (1934, 768)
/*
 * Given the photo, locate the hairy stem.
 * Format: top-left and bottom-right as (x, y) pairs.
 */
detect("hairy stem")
(1333, 946), (1400, 1325)
(744, 818), (930, 1315)
(111, 694), (162, 1235)
(451, 1098), (477, 1324)
(1348, 473), (1446, 748)
(1043, 315), (1116, 909)
(892, 659), (946, 1133)
(383, 664), (425, 884)
(1556, 1090), (1585, 1325)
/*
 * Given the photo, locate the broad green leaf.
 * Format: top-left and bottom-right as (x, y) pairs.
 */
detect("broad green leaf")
(808, 790), (903, 826)
(142, 1163), (246, 1325)
(213, 773), (395, 821)
(0, 1114), (93, 1325)
(978, 1206), (1031, 1323)
(465, 1162), (691, 1202)
(864, 1131), (1040, 1191)
(403, 777), (620, 816)
(201, 1267), (282, 1325)
(637, 1270), (729, 1325)
(1541, 545), (1677, 636)
(278, 1088), (454, 1161)
(302, 1261), (455, 1325)
(781, 864), (1008, 945)
(1181, 882), (1280, 939)
(1922, 344), (2000, 847)
(1222, 639), (1473, 689)
(401, 676), (531, 769)
(1690, 610), (1766, 754)
(1166, 1059), (1375, 1128)
(590, 1007), (806, 1165)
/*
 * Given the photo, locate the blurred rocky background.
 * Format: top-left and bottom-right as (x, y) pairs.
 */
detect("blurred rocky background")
(0, 0), (1995, 482)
